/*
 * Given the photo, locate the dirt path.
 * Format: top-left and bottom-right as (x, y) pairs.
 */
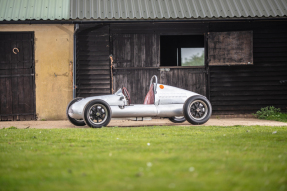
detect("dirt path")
(0, 118), (286, 129)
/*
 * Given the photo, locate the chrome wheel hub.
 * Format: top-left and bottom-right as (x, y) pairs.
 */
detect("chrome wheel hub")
(88, 104), (108, 125)
(188, 100), (208, 121)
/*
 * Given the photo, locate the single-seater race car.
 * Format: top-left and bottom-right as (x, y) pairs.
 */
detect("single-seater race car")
(67, 75), (212, 128)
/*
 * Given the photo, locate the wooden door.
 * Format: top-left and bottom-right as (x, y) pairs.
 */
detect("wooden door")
(112, 33), (207, 104)
(0, 32), (35, 121)
(112, 33), (160, 104)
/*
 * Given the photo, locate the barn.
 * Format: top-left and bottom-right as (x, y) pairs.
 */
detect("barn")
(0, 0), (287, 120)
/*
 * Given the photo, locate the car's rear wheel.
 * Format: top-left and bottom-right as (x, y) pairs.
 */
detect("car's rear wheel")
(183, 96), (212, 125)
(66, 97), (86, 126)
(83, 100), (112, 128)
(168, 116), (186, 123)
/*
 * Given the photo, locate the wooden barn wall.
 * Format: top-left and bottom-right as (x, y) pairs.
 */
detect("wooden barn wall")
(76, 24), (111, 98)
(209, 21), (287, 114)
(110, 23), (207, 104)
(76, 21), (286, 114)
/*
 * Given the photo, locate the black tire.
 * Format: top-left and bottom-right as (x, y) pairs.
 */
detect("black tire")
(83, 100), (112, 128)
(183, 95), (212, 125)
(66, 97), (86, 126)
(168, 116), (186, 123)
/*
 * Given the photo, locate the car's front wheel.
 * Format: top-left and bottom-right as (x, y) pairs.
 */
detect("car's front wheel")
(168, 116), (186, 123)
(83, 100), (112, 128)
(183, 96), (212, 125)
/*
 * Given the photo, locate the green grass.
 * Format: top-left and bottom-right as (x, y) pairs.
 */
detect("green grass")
(1, 125), (287, 191)
(265, 113), (287, 123)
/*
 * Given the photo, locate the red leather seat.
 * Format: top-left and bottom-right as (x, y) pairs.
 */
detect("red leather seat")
(144, 84), (155, 104)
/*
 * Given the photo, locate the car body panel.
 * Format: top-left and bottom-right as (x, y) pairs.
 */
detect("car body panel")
(155, 84), (199, 105)
(68, 83), (201, 120)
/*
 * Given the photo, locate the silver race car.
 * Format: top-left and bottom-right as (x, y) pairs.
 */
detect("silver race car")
(67, 75), (212, 128)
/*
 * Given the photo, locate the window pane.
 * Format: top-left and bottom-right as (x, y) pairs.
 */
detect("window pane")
(181, 48), (204, 66)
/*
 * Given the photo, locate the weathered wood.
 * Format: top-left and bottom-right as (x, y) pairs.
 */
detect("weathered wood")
(208, 31), (253, 66)
(78, 50), (109, 56)
(212, 100), (287, 106)
(0, 32), (35, 121)
(76, 25), (111, 97)
(76, 21), (287, 115)
(213, 105), (285, 111)
(210, 65), (286, 72)
(111, 26), (207, 104)
(113, 68), (206, 104)
(77, 70), (110, 75)
(77, 89), (111, 94)
(76, 74), (110, 80)
(211, 95), (287, 101)
(78, 79), (110, 84)
(112, 33), (159, 68)
(208, 21), (287, 114)
(113, 69), (159, 104)
(210, 81), (283, 87)
(210, 71), (286, 78)
(210, 90), (287, 96)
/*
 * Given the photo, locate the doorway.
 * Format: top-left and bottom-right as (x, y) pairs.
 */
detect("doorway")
(0, 32), (35, 121)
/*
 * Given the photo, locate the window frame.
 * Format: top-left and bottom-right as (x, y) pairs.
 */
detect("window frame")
(160, 34), (206, 68)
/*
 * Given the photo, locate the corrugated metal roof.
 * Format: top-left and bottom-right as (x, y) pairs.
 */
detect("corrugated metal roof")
(0, 0), (70, 21)
(70, 0), (287, 20)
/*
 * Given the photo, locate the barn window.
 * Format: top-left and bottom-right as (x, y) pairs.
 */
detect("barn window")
(160, 35), (204, 67)
(208, 31), (253, 65)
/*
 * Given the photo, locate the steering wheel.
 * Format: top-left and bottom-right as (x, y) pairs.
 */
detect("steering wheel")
(122, 87), (131, 105)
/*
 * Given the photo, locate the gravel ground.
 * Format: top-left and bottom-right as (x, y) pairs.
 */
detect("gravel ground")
(0, 118), (286, 129)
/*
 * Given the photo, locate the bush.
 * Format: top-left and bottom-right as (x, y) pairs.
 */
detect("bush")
(254, 106), (281, 119)
(7, 126), (17, 129)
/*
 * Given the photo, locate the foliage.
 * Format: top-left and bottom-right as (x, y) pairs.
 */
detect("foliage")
(182, 51), (204, 66)
(265, 113), (287, 123)
(254, 106), (287, 122)
(0, 126), (287, 191)
(7, 126), (17, 129)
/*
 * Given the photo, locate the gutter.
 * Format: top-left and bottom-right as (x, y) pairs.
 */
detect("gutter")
(0, 17), (286, 24)
(73, 24), (79, 99)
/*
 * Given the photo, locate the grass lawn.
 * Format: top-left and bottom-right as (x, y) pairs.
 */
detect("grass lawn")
(0, 125), (287, 191)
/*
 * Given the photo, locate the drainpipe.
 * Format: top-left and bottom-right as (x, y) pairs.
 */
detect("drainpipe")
(73, 24), (79, 98)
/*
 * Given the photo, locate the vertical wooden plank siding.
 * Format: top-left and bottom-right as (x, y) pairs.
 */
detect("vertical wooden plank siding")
(111, 23), (207, 104)
(113, 69), (161, 104)
(0, 32), (35, 120)
(112, 33), (162, 104)
(78, 21), (286, 114)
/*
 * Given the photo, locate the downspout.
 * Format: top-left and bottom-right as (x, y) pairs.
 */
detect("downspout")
(73, 24), (79, 98)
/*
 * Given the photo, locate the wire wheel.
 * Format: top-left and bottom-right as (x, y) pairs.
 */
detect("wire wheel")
(88, 104), (108, 125)
(188, 100), (208, 121)
(183, 95), (212, 125)
(83, 100), (112, 128)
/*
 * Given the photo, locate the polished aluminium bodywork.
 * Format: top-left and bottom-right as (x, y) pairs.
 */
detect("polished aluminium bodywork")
(68, 77), (199, 120)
